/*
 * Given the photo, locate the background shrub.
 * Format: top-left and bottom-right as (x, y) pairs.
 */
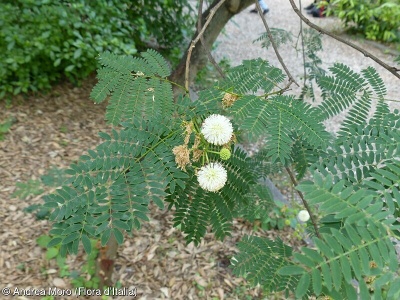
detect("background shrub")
(329, 0), (400, 42)
(0, 0), (193, 99)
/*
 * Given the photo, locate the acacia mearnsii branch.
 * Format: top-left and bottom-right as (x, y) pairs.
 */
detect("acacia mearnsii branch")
(197, 0), (226, 79)
(288, 0), (400, 80)
(255, 0), (299, 88)
(185, 0), (227, 91)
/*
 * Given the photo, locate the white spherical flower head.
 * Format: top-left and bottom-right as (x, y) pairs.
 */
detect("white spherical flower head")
(201, 114), (233, 145)
(197, 162), (227, 192)
(297, 210), (310, 222)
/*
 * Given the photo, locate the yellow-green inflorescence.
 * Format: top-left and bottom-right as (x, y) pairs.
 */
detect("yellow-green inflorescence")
(219, 148), (231, 160)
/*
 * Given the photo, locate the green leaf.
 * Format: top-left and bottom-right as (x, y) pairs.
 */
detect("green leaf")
(294, 253), (315, 268)
(12, 180), (43, 200)
(359, 247), (371, 273)
(62, 224), (82, 235)
(340, 256), (352, 283)
(46, 247), (59, 260)
(344, 281), (358, 300)
(95, 222), (109, 235)
(374, 273), (393, 289)
(73, 48), (82, 59)
(81, 234), (92, 255)
(36, 235), (51, 248)
(278, 266), (305, 275)
(330, 259), (342, 291)
(314, 238), (334, 258)
(321, 263), (332, 291)
(62, 233), (80, 245)
(65, 65), (75, 72)
(295, 273), (310, 298)
(101, 229), (111, 246)
(53, 58), (61, 67)
(312, 268), (322, 296)
(302, 247), (324, 263)
(47, 237), (62, 248)
(113, 228), (124, 245)
(324, 234), (343, 255)
(359, 279), (369, 300)
(349, 251), (362, 280)
(113, 220), (130, 231)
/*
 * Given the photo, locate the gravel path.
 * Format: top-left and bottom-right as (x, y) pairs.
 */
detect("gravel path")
(213, 0), (400, 131)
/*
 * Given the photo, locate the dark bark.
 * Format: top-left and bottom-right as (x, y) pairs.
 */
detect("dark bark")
(96, 234), (118, 288)
(170, 0), (254, 93)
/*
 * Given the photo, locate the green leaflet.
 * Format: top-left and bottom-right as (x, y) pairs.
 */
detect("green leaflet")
(218, 58), (285, 94)
(231, 236), (299, 293)
(167, 147), (256, 245)
(44, 120), (187, 255)
(90, 50), (173, 125)
(231, 94), (330, 164)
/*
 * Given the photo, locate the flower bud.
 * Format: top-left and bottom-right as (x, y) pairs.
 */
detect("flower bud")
(219, 148), (231, 160)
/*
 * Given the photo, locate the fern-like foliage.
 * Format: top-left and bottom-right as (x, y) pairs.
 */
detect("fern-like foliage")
(313, 112), (400, 187)
(316, 63), (367, 119)
(289, 173), (399, 299)
(248, 149), (283, 179)
(43, 120), (188, 255)
(218, 58), (285, 94)
(231, 236), (301, 297)
(231, 95), (400, 299)
(166, 147), (256, 244)
(253, 28), (294, 49)
(299, 28), (325, 102)
(290, 136), (322, 180)
(362, 66), (387, 100)
(236, 184), (275, 223)
(230, 93), (330, 164)
(315, 64), (390, 126)
(364, 159), (400, 218)
(233, 170), (400, 299)
(189, 88), (225, 117)
(90, 50), (174, 125)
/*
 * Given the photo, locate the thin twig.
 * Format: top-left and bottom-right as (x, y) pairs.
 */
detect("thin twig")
(263, 84), (292, 97)
(255, 0), (299, 87)
(298, 0), (307, 87)
(197, 0), (226, 79)
(285, 167), (321, 239)
(185, 0), (227, 90)
(288, 0), (400, 80)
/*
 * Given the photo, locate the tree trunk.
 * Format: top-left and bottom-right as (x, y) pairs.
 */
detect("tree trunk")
(170, 0), (254, 91)
(96, 234), (118, 288)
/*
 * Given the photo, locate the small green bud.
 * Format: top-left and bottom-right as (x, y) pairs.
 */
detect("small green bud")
(220, 148), (231, 160)
(284, 219), (291, 226)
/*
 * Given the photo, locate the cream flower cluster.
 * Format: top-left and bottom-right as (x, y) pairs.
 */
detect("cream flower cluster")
(297, 210), (310, 222)
(201, 114), (233, 146)
(197, 162), (227, 192)
(195, 115), (233, 191)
